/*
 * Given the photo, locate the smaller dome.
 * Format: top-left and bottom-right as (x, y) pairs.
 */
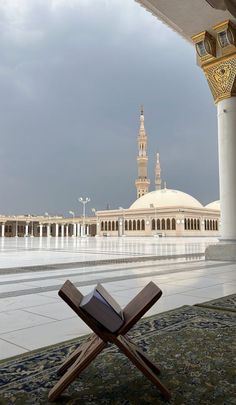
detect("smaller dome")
(205, 200), (220, 210)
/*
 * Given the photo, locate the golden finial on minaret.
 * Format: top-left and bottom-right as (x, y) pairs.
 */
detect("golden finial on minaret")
(155, 152), (162, 190)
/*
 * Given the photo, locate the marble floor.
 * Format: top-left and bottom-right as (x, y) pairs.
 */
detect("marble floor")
(0, 236), (235, 360)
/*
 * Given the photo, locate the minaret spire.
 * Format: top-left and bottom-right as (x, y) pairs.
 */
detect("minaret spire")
(135, 106), (150, 198)
(155, 152), (162, 190)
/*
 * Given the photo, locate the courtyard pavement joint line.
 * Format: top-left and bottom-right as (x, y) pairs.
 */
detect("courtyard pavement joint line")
(0, 260), (232, 287)
(0, 260), (234, 300)
(0, 252), (205, 275)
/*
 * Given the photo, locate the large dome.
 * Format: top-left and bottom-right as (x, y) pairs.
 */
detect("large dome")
(130, 188), (203, 210)
(205, 200), (220, 210)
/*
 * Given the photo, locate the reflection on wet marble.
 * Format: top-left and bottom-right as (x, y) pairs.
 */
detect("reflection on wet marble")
(0, 237), (235, 360)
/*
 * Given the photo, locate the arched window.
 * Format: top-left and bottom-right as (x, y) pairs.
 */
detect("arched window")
(190, 218), (194, 230)
(129, 220), (132, 230)
(194, 219), (197, 230)
(141, 219), (145, 230)
(137, 220), (140, 230)
(116, 221), (118, 231)
(216, 220), (218, 231)
(213, 220), (215, 231)
(172, 218), (176, 230)
(133, 220), (136, 230)
(101, 221), (104, 231)
(112, 221), (115, 231)
(210, 220), (213, 230)
(105, 222), (107, 231)
(188, 218), (191, 230)
(184, 218), (187, 230)
(108, 221), (111, 231)
(152, 219), (155, 230)
(125, 220), (128, 231)
(157, 219), (160, 230)
(161, 218), (165, 230)
(207, 220), (209, 230)
(197, 219), (200, 230)
(167, 218), (171, 230)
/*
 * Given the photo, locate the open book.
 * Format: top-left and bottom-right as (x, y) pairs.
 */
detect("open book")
(80, 283), (124, 332)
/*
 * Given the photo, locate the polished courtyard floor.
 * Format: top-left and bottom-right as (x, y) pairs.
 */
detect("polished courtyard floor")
(0, 236), (235, 360)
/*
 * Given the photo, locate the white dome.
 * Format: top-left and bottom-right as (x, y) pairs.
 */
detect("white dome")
(130, 188), (203, 210)
(205, 200), (220, 210)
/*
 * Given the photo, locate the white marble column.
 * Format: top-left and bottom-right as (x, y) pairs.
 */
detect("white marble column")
(218, 97), (236, 241)
(65, 225), (69, 237)
(47, 224), (51, 237)
(55, 223), (59, 237)
(1, 223), (5, 237)
(25, 223), (29, 237)
(61, 224), (64, 237)
(39, 224), (43, 238)
(77, 223), (81, 237)
(86, 225), (89, 236)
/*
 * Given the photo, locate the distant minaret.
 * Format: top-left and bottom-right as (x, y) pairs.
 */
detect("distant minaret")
(155, 152), (162, 190)
(135, 106), (150, 199)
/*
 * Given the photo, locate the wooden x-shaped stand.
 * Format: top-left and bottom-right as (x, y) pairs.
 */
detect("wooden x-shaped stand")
(48, 280), (171, 402)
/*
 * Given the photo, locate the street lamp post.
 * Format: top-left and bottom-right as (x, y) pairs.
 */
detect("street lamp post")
(69, 210), (76, 237)
(78, 197), (90, 237)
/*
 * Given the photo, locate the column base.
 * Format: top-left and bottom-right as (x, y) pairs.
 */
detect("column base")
(205, 242), (236, 261)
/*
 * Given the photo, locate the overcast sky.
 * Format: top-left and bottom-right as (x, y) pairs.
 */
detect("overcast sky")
(0, 0), (218, 216)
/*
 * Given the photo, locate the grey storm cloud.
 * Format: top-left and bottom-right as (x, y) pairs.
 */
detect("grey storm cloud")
(0, 0), (218, 216)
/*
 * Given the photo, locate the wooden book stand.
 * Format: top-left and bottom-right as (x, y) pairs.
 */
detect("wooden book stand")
(48, 280), (171, 402)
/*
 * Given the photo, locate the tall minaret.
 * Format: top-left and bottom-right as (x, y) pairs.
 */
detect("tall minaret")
(135, 106), (150, 199)
(155, 152), (162, 190)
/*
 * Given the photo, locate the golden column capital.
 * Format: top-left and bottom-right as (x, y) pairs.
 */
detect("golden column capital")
(202, 53), (236, 103)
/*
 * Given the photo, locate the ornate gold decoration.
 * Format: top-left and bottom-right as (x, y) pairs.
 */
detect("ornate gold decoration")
(191, 31), (216, 65)
(213, 20), (236, 55)
(203, 54), (236, 103)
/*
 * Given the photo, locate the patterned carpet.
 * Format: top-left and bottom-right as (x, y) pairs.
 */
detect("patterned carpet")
(0, 295), (235, 405)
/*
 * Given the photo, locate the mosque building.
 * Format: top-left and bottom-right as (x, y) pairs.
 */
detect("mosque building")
(96, 107), (220, 237)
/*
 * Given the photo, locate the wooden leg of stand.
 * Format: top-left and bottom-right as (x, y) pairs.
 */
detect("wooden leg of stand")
(114, 336), (171, 401)
(48, 336), (107, 402)
(122, 335), (161, 375)
(57, 334), (97, 376)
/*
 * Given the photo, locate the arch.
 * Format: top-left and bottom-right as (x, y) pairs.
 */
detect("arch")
(216, 220), (218, 231)
(152, 219), (155, 230)
(184, 218), (187, 230)
(161, 218), (165, 230)
(133, 220), (136, 230)
(108, 221), (111, 231)
(210, 220), (213, 230)
(129, 220), (132, 230)
(112, 221), (115, 231)
(194, 219), (197, 230)
(104, 222), (107, 231)
(125, 220), (128, 231)
(188, 218), (191, 230)
(190, 218), (194, 230)
(172, 218), (176, 230)
(157, 219), (160, 230)
(137, 220), (141, 230)
(167, 218), (171, 230)
(116, 221), (118, 231)
(101, 221), (104, 231)
(141, 219), (145, 230)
